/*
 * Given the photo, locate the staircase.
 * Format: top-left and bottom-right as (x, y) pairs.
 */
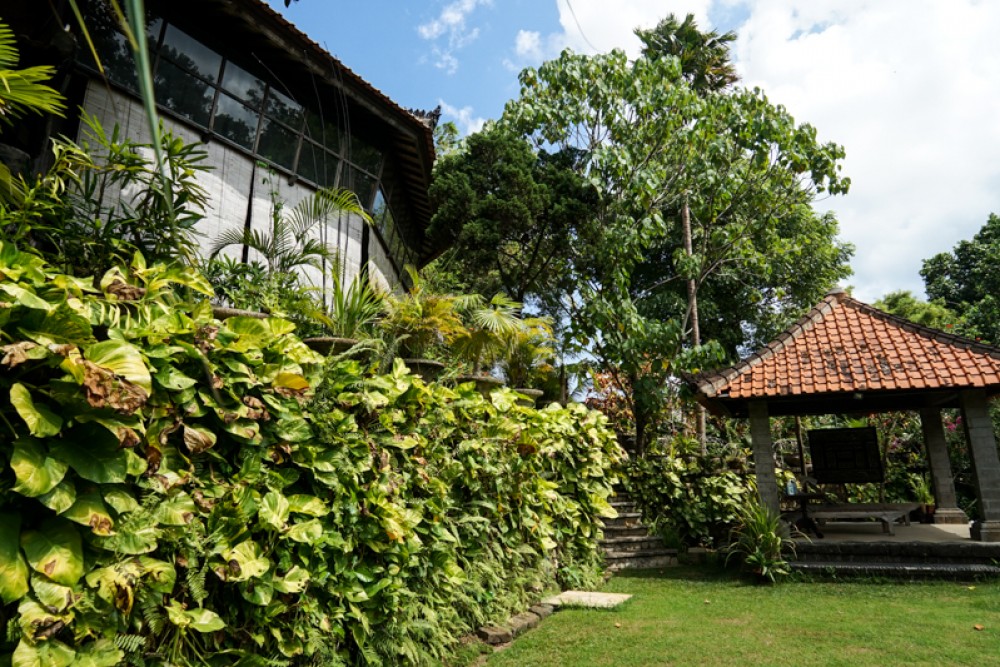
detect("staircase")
(789, 538), (1000, 580)
(602, 491), (678, 571)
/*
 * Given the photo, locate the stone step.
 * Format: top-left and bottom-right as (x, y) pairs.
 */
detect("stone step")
(605, 549), (679, 571)
(602, 525), (652, 539)
(606, 512), (643, 526)
(600, 535), (665, 553)
(790, 561), (1000, 581)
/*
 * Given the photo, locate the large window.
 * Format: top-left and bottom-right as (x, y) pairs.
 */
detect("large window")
(82, 4), (415, 274)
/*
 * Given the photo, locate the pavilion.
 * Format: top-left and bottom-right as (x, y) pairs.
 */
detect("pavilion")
(691, 289), (1000, 542)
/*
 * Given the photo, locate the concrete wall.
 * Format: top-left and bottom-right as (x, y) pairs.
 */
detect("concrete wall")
(81, 84), (400, 291)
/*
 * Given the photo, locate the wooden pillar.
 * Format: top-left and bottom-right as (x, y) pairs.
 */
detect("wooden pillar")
(919, 408), (968, 524)
(749, 401), (780, 516)
(959, 390), (1000, 541)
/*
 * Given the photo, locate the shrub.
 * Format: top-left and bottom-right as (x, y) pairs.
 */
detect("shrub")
(0, 243), (620, 665)
(625, 437), (753, 548)
(725, 498), (795, 584)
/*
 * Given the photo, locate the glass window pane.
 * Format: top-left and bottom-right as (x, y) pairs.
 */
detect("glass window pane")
(298, 142), (339, 187)
(154, 60), (213, 126)
(85, 8), (139, 91)
(258, 119), (298, 170)
(221, 62), (265, 108)
(340, 165), (376, 209)
(349, 134), (382, 175)
(161, 24), (222, 82)
(304, 111), (341, 154)
(213, 93), (259, 150)
(265, 89), (303, 129)
(146, 17), (164, 49)
(372, 188), (389, 227)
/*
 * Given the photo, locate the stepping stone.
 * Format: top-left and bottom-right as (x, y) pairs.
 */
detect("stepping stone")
(541, 591), (632, 609)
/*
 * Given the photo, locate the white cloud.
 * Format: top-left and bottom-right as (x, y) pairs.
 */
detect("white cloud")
(505, 1), (711, 72)
(730, 0), (1000, 302)
(440, 100), (487, 136)
(418, 0), (492, 74)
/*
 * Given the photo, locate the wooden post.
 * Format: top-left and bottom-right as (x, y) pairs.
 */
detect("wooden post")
(749, 401), (780, 516)
(919, 407), (968, 524)
(959, 390), (1000, 541)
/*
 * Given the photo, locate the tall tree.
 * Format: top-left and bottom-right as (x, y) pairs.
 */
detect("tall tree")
(921, 213), (1000, 343)
(636, 13), (738, 93)
(500, 43), (850, 450)
(427, 126), (597, 307)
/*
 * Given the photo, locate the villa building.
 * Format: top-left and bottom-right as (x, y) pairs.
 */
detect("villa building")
(5, 0), (439, 290)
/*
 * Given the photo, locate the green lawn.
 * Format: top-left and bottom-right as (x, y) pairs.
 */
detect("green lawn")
(484, 567), (1000, 667)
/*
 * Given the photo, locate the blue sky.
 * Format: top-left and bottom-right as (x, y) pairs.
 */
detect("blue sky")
(266, 1), (1000, 305)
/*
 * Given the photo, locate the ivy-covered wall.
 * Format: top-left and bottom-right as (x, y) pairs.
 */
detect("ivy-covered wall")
(0, 243), (621, 666)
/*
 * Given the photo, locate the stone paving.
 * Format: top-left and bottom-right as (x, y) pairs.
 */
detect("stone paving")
(541, 590), (632, 609)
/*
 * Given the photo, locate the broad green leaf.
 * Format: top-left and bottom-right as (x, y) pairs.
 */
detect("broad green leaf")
(272, 566), (310, 594)
(11, 638), (75, 667)
(222, 540), (270, 581)
(240, 580), (273, 606)
(95, 524), (158, 555)
(154, 491), (197, 526)
(38, 480), (76, 514)
(285, 519), (323, 544)
(259, 492), (289, 530)
(181, 424), (216, 454)
(86, 561), (142, 610)
(20, 301), (93, 347)
(62, 490), (114, 535)
(186, 607), (226, 632)
(0, 513), (29, 604)
(9, 384), (63, 437)
(137, 556), (176, 594)
(154, 365), (197, 390)
(30, 573), (74, 613)
(69, 639), (124, 667)
(274, 372), (310, 391)
(275, 417), (312, 443)
(10, 438), (68, 497)
(85, 340), (152, 393)
(49, 425), (127, 484)
(20, 518), (84, 586)
(287, 495), (329, 517)
(1, 283), (52, 311)
(102, 486), (139, 514)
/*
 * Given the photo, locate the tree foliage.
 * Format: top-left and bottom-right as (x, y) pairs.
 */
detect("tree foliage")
(921, 213), (1000, 343)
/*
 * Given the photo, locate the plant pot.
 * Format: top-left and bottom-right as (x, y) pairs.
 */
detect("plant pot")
(920, 503), (936, 524)
(302, 337), (359, 355)
(453, 373), (505, 396)
(402, 358), (446, 382)
(513, 387), (544, 406)
(212, 306), (268, 320)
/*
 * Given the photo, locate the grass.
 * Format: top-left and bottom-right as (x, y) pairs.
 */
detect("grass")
(483, 567), (1000, 667)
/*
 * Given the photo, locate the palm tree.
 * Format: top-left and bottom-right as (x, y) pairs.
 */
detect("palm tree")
(210, 187), (371, 277)
(452, 293), (528, 376)
(635, 14), (738, 93)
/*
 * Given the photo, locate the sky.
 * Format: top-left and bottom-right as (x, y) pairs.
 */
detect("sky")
(267, 0), (1000, 304)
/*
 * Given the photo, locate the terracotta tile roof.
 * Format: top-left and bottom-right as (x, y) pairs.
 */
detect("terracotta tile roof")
(694, 289), (1000, 401)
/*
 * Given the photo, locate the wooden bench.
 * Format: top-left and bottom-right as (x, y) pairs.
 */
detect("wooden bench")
(809, 503), (922, 536)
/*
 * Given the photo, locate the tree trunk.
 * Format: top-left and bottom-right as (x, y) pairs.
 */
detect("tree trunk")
(682, 198), (707, 451)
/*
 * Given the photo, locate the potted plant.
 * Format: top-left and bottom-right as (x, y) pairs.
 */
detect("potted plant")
(380, 267), (464, 380)
(302, 270), (384, 355)
(451, 293), (526, 394)
(501, 316), (556, 405)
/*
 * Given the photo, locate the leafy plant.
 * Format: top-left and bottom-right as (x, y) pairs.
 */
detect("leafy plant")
(452, 293), (527, 375)
(1, 113), (209, 275)
(626, 437), (753, 547)
(725, 497), (795, 584)
(324, 270), (384, 339)
(501, 316), (556, 388)
(380, 266), (466, 359)
(210, 186), (370, 277)
(0, 19), (66, 128)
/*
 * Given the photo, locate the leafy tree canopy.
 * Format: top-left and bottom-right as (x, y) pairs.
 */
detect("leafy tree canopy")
(873, 290), (961, 332)
(921, 212), (1000, 343)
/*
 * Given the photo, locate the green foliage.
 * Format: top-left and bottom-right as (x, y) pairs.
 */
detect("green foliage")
(625, 438), (753, 548)
(0, 244), (620, 665)
(380, 267), (467, 359)
(874, 290), (960, 331)
(0, 19), (66, 128)
(1, 113), (209, 275)
(921, 212), (1000, 343)
(725, 497), (794, 584)
(636, 13), (738, 93)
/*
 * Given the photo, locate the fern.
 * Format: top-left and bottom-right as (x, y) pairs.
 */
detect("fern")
(138, 593), (165, 636)
(115, 633), (147, 654)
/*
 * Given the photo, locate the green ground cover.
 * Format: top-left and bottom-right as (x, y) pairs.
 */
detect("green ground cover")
(485, 567), (1000, 667)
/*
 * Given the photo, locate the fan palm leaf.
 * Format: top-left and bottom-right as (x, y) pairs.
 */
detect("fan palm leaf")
(0, 20), (66, 128)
